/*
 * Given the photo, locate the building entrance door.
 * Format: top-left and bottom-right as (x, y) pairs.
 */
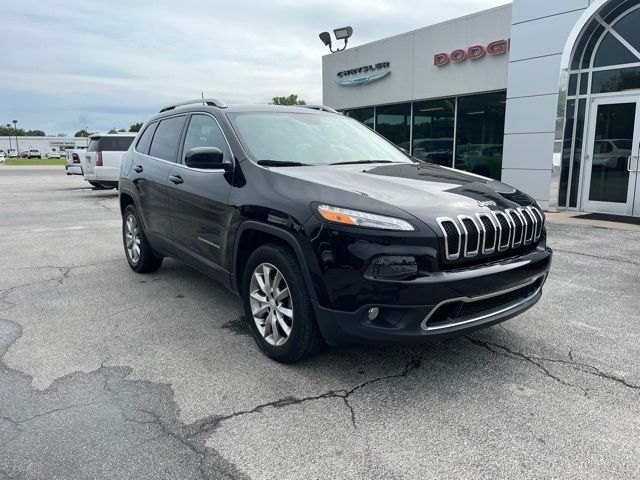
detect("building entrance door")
(583, 95), (640, 216)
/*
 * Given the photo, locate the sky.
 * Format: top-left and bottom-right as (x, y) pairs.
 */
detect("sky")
(1, 0), (508, 135)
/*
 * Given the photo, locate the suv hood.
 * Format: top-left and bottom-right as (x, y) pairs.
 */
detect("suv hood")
(272, 162), (536, 222)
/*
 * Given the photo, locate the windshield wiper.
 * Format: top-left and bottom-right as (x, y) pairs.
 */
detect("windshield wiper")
(257, 160), (310, 167)
(329, 160), (396, 166)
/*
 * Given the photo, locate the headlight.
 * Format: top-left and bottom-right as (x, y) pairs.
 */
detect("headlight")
(316, 204), (415, 231)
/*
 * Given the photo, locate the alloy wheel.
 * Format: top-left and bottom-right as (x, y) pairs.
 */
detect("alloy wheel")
(249, 263), (293, 346)
(125, 213), (141, 264)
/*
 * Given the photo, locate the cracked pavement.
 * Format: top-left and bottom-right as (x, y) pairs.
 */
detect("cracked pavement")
(0, 166), (639, 479)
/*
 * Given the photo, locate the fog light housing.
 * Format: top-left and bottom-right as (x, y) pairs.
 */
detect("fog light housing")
(367, 307), (380, 321)
(364, 256), (418, 280)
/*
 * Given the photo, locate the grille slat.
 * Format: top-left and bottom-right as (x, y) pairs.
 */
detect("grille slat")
(437, 207), (544, 262)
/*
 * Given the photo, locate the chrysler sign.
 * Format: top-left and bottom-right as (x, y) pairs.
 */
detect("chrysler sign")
(336, 62), (391, 86)
(434, 39), (509, 66)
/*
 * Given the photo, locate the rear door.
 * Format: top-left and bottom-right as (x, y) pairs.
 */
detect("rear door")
(167, 113), (234, 280)
(134, 115), (187, 247)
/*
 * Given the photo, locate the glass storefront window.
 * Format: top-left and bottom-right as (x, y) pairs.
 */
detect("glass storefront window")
(345, 108), (374, 129)
(454, 92), (506, 180)
(375, 103), (411, 151)
(412, 98), (455, 166)
(591, 66), (640, 94)
(559, 100), (576, 206)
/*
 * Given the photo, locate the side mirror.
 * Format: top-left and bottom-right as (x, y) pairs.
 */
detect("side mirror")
(184, 147), (232, 170)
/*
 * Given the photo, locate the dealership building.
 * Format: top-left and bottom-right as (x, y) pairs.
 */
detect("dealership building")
(0, 136), (89, 156)
(322, 0), (640, 216)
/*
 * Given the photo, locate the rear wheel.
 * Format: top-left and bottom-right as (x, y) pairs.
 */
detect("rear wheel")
(242, 244), (324, 363)
(122, 205), (163, 273)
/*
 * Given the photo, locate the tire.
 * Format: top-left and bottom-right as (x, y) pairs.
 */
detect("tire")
(242, 243), (324, 363)
(122, 205), (163, 273)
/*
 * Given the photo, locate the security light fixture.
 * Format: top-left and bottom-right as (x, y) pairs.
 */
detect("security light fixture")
(319, 26), (353, 53)
(333, 26), (353, 41)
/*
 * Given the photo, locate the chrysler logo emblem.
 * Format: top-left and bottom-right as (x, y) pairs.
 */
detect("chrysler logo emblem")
(336, 61), (391, 87)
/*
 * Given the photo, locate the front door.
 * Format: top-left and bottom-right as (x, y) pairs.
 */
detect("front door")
(167, 113), (234, 282)
(583, 96), (640, 216)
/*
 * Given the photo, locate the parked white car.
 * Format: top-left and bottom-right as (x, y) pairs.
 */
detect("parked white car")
(0, 152), (5, 164)
(27, 149), (42, 159)
(65, 147), (87, 176)
(83, 133), (136, 189)
(47, 151), (61, 159)
(8, 149), (18, 158)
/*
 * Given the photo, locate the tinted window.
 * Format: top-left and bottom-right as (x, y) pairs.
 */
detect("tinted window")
(375, 103), (411, 150)
(183, 115), (230, 162)
(149, 116), (187, 162)
(345, 108), (374, 129)
(412, 98), (455, 166)
(454, 92), (506, 180)
(135, 123), (157, 155)
(99, 136), (135, 152)
(592, 66), (640, 93)
(593, 33), (637, 68)
(87, 139), (100, 152)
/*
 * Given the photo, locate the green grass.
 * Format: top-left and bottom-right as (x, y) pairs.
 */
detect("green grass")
(4, 157), (66, 166)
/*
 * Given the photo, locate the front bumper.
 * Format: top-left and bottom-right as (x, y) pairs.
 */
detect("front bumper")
(313, 246), (552, 346)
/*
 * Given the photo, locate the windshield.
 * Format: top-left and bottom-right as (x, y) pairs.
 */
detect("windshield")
(228, 112), (413, 165)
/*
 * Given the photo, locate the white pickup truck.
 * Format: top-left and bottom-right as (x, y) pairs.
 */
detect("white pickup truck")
(83, 133), (136, 189)
(65, 147), (87, 177)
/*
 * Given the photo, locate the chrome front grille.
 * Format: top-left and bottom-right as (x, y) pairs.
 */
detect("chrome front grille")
(436, 206), (544, 261)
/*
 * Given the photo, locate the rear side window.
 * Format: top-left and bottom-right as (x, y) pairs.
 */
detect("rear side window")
(149, 116), (187, 162)
(87, 139), (100, 152)
(99, 136), (135, 152)
(135, 123), (157, 155)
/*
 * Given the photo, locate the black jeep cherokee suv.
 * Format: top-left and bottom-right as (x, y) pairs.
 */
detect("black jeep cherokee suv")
(119, 98), (552, 363)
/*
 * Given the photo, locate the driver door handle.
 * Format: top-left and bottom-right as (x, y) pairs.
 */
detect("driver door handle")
(133, 165), (143, 173)
(169, 175), (184, 185)
(628, 156), (639, 172)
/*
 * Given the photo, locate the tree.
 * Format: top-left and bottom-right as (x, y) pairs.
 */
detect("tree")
(74, 129), (90, 137)
(0, 125), (26, 136)
(108, 128), (118, 134)
(129, 122), (143, 132)
(25, 129), (46, 136)
(271, 94), (306, 106)
(118, 128), (126, 132)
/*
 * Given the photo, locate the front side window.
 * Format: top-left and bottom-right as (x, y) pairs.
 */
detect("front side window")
(228, 112), (411, 165)
(182, 115), (230, 162)
(149, 115), (187, 162)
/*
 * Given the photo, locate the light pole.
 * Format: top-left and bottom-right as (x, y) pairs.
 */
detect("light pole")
(12, 120), (18, 156)
(6, 124), (12, 152)
(319, 26), (353, 53)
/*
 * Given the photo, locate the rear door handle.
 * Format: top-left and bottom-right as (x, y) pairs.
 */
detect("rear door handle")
(169, 175), (184, 185)
(133, 165), (143, 173)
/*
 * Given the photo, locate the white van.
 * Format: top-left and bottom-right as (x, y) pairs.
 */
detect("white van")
(83, 133), (136, 189)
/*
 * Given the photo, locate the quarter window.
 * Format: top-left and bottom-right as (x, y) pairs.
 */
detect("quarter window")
(182, 115), (230, 162)
(135, 123), (157, 155)
(149, 115), (187, 162)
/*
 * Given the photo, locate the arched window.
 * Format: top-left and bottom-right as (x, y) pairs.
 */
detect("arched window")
(557, 0), (640, 207)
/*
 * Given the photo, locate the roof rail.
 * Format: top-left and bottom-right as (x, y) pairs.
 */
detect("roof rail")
(295, 104), (340, 114)
(159, 98), (227, 113)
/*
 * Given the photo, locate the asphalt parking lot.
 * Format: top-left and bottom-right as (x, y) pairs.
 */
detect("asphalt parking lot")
(1, 166), (639, 480)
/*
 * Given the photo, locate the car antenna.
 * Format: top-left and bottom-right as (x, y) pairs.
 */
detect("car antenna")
(201, 92), (205, 106)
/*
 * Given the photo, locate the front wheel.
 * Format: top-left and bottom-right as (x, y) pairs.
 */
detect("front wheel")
(242, 244), (324, 363)
(122, 205), (163, 273)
